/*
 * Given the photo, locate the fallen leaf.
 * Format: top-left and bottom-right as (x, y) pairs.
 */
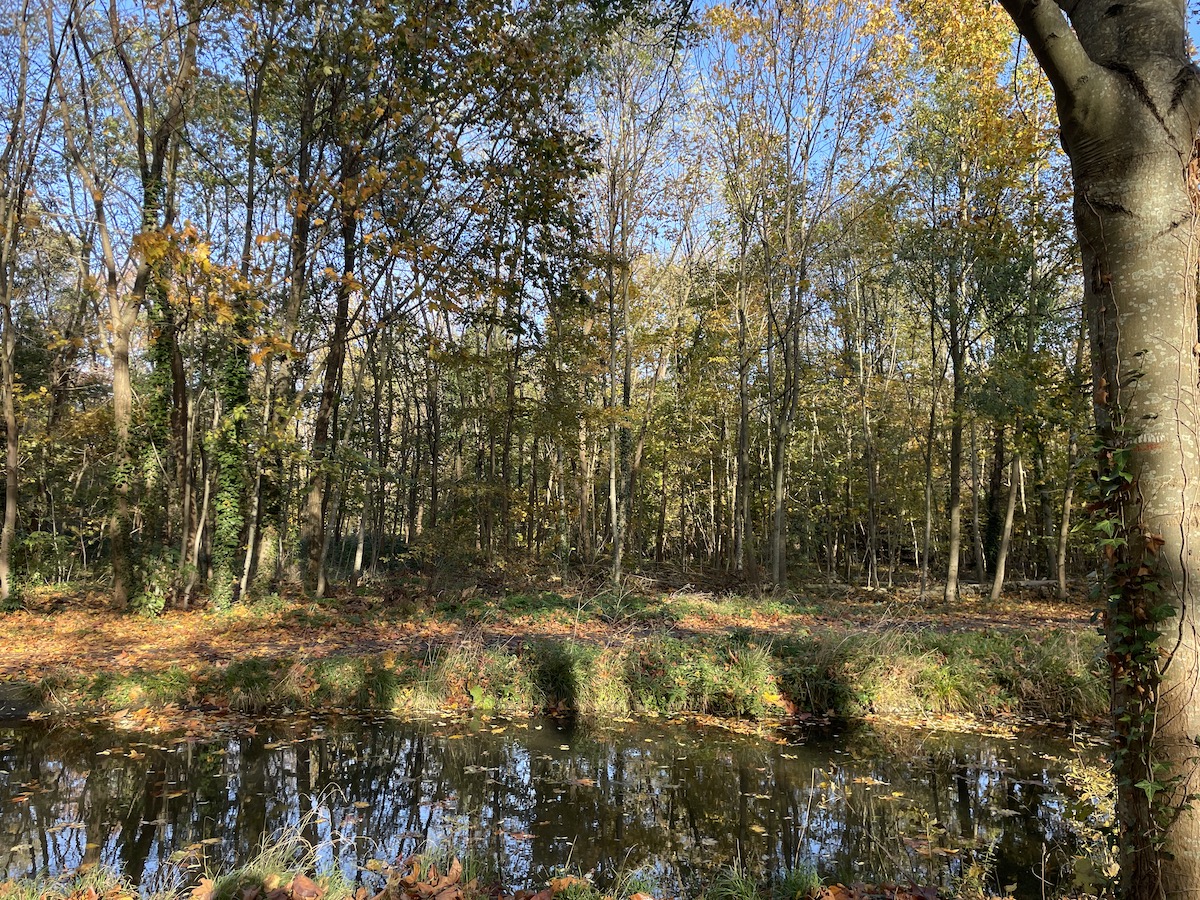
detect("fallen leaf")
(289, 875), (324, 900)
(191, 877), (216, 900)
(550, 877), (589, 896)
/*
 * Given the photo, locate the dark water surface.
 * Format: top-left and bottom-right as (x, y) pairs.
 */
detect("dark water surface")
(0, 714), (1105, 895)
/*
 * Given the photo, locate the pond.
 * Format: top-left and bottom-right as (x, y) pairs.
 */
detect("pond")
(0, 713), (1107, 896)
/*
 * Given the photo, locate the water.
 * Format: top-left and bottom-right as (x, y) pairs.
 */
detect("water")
(0, 714), (1106, 896)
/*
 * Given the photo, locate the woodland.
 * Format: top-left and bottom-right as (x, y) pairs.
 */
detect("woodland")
(4, 0), (1200, 897)
(0, 0), (1082, 609)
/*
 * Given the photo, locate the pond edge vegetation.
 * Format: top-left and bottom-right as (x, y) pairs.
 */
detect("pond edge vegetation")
(7, 601), (1106, 725)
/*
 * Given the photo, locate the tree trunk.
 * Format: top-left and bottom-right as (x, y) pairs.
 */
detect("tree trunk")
(0, 296), (18, 604)
(988, 455), (1020, 603)
(943, 359), (964, 605)
(1056, 432), (1078, 601)
(920, 323), (942, 598)
(970, 420), (986, 584)
(1002, 3), (1200, 891)
(301, 165), (358, 595)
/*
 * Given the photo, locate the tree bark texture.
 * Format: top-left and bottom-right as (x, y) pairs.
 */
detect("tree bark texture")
(1001, 2), (1200, 893)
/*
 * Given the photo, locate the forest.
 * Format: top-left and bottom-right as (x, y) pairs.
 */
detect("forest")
(0, 0), (1082, 608)
(3, 0), (1200, 898)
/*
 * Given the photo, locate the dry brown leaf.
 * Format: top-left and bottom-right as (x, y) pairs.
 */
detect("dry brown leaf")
(191, 877), (217, 900)
(549, 878), (588, 896)
(289, 873), (324, 900)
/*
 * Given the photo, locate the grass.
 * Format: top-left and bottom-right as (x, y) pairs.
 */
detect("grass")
(197, 824), (355, 900)
(698, 863), (824, 900)
(772, 867), (822, 900)
(8, 580), (1106, 725)
(532, 641), (631, 716)
(23, 624), (1106, 724)
(704, 864), (763, 900)
(0, 869), (137, 900)
(773, 627), (1105, 720)
(0, 835), (1089, 900)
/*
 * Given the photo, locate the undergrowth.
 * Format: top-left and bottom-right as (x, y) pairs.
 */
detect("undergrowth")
(26, 624), (1105, 725)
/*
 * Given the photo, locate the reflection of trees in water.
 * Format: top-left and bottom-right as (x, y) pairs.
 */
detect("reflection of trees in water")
(0, 719), (1097, 895)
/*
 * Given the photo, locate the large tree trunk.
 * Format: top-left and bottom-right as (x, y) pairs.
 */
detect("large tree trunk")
(1002, 2), (1200, 893)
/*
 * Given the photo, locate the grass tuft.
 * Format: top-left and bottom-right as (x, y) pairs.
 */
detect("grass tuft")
(0, 869), (136, 900)
(201, 812), (354, 900)
(703, 864), (762, 900)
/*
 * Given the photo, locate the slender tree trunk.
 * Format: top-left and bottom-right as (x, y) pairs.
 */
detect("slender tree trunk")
(0, 297), (18, 603)
(970, 420), (986, 584)
(302, 159), (358, 595)
(1056, 432), (1078, 601)
(920, 326), (942, 598)
(988, 455), (1020, 603)
(943, 358), (964, 605)
(735, 228), (753, 579)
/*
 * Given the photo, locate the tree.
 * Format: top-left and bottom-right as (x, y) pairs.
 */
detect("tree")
(707, 0), (898, 589)
(0, 0), (61, 603)
(999, 1), (1200, 894)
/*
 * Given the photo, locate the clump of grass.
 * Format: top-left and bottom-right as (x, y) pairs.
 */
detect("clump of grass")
(608, 869), (660, 900)
(308, 658), (397, 708)
(89, 666), (192, 709)
(398, 639), (538, 715)
(411, 840), (495, 892)
(220, 658), (289, 712)
(498, 592), (572, 622)
(1000, 631), (1107, 719)
(774, 635), (861, 715)
(624, 634), (782, 718)
(772, 866), (822, 900)
(0, 868), (136, 900)
(773, 627), (1106, 720)
(201, 811), (354, 900)
(532, 642), (630, 717)
(704, 863), (763, 900)
(713, 644), (778, 717)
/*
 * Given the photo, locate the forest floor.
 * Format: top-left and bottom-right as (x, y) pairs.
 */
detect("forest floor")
(0, 575), (1104, 734)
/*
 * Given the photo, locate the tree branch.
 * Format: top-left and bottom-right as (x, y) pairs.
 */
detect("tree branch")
(997, 0), (1097, 107)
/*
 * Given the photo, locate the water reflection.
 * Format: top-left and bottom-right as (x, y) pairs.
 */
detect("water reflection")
(0, 716), (1102, 896)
